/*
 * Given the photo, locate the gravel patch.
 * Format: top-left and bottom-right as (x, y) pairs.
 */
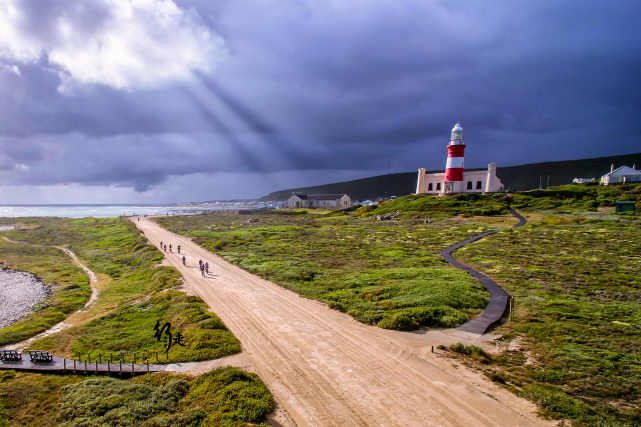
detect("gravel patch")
(0, 268), (49, 329)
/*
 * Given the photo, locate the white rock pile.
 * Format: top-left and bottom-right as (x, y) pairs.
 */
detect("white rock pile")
(0, 268), (49, 329)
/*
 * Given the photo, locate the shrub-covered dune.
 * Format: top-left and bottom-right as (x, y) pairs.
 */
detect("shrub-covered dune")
(0, 368), (273, 426)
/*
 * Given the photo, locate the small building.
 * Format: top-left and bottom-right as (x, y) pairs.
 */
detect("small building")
(600, 165), (641, 185)
(615, 201), (636, 213)
(287, 193), (351, 209)
(572, 177), (596, 184)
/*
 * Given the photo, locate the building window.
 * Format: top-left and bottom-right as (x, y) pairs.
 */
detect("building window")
(467, 181), (472, 190)
(428, 183), (433, 191)
(436, 183), (441, 191)
(476, 181), (482, 189)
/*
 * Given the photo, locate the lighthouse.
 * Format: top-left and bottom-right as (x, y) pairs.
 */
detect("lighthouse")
(444, 122), (465, 193)
(415, 121), (504, 195)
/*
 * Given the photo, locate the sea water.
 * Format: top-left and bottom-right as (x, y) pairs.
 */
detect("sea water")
(0, 202), (267, 218)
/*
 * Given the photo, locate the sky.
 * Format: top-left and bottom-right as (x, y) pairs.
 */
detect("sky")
(0, 0), (640, 203)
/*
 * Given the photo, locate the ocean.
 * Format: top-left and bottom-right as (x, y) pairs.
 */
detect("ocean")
(0, 202), (270, 218)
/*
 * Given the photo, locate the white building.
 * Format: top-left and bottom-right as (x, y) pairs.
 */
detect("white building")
(416, 123), (504, 195)
(287, 193), (351, 209)
(600, 165), (641, 185)
(572, 177), (596, 184)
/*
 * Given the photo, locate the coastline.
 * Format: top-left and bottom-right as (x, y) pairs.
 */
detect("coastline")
(0, 267), (50, 329)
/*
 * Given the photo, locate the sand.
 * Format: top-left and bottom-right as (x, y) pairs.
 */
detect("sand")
(0, 268), (48, 329)
(135, 217), (551, 427)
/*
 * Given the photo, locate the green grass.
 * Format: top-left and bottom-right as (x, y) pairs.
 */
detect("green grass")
(353, 192), (511, 218)
(0, 368), (273, 427)
(32, 290), (240, 363)
(1, 218), (240, 363)
(158, 211), (496, 330)
(455, 214), (641, 425)
(0, 240), (90, 346)
(511, 183), (641, 212)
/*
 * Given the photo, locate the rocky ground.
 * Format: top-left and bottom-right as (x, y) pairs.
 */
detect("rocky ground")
(0, 268), (49, 329)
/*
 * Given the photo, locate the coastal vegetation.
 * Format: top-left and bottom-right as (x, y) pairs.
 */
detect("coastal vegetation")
(0, 217), (273, 426)
(0, 368), (273, 426)
(352, 182), (641, 219)
(0, 218), (240, 362)
(0, 239), (90, 347)
(158, 211), (499, 330)
(451, 212), (641, 425)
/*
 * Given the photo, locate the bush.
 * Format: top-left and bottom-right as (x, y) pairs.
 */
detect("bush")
(449, 343), (492, 363)
(378, 312), (419, 331)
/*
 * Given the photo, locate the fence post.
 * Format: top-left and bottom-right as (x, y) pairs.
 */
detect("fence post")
(84, 359), (87, 373)
(107, 360), (110, 374)
(95, 360), (98, 373)
(146, 358), (149, 373)
(133, 352), (136, 364)
(63, 358), (66, 370)
(119, 359), (122, 375)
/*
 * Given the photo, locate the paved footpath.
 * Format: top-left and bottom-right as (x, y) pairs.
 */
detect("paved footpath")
(444, 209), (526, 334)
(134, 216), (548, 427)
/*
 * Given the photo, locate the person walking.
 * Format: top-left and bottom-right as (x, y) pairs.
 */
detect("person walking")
(200, 263), (205, 277)
(169, 244), (172, 253)
(177, 245), (181, 254)
(205, 262), (209, 275)
(164, 244), (167, 252)
(182, 255), (186, 265)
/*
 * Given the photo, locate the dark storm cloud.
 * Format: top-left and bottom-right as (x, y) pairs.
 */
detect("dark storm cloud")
(1, 0), (640, 199)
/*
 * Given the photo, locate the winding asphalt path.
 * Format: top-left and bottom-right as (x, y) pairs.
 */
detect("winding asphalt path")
(443, 209), (526, 334)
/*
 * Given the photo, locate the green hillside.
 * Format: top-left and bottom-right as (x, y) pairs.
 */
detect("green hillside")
(260, 152), (641, 201)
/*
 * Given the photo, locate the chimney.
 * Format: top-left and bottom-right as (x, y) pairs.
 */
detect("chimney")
(611, 163), (615, 172)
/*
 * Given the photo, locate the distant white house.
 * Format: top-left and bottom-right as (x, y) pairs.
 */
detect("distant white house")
(600, 165), (641, 185)
(572, 177), (596, 184)
(287, 193), (351, 209)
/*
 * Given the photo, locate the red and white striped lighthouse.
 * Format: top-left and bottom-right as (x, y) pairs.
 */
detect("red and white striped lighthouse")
(444, 122), (465, 192)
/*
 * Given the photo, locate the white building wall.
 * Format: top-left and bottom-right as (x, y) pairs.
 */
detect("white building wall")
(416, 163), (503, 195)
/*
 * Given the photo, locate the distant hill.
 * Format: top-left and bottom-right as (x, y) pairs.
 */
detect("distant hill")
(260, 152), (641, 201)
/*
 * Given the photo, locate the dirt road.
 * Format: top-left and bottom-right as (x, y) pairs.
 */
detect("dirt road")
(135, 217), (549, 427)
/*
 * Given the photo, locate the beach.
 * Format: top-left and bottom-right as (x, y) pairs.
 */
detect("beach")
(0, 268), (49, 329)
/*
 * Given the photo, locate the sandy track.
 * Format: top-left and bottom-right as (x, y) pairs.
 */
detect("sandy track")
(135, 217), (549, 427)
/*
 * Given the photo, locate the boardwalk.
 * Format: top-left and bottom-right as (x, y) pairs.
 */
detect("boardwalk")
(445, 209), (527, 334)
(0, 355), (161, 376)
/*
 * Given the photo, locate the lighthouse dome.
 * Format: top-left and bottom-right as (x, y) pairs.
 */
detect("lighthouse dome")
(451, 122), (463, 140)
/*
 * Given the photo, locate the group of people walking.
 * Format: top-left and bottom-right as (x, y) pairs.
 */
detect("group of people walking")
(159, 240), (211, 277)
(198, 260), (209, 277)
